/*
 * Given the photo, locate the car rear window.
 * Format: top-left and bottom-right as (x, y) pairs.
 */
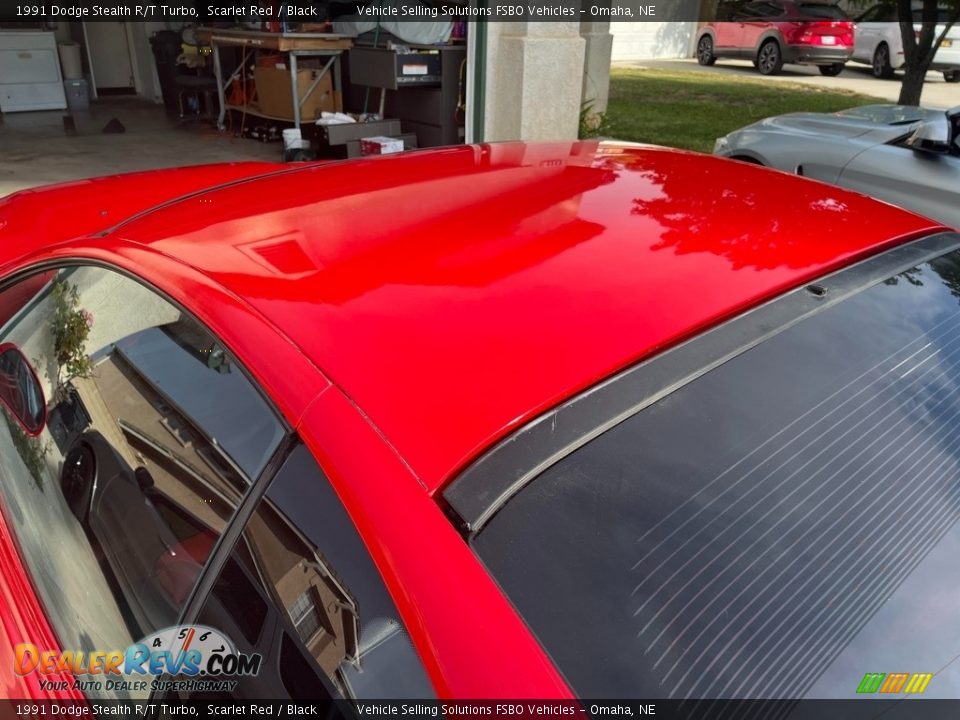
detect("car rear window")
(798, 3), (849, 19)
(473, 251), (960, 699)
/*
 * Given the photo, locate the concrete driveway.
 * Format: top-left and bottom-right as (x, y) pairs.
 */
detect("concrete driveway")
(620, 57), (960, 109)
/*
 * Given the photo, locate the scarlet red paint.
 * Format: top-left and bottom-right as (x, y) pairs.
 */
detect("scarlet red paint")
(0, 141), (946, 698)
(103, 142), (944, 489)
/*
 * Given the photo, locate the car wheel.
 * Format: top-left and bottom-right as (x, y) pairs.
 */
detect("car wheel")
(757, 40), (784, 75)
(819, 63), (845, 77)
(61, 443), (95, 523)
(944, 70), (960, 83)
(697, 35), (717, 66)
(872, 43), (895, 79)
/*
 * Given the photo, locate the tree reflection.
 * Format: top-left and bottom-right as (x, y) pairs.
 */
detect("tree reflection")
(623, 155), (871, 272)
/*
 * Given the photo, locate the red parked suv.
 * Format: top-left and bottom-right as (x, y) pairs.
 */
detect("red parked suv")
(697, 0), (855, 75)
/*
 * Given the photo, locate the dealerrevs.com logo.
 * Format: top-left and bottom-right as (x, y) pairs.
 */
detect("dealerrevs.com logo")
(14, 625), (261, 694)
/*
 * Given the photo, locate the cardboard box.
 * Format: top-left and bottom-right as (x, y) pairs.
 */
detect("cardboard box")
(360, 136), (405, 155)
(304, 119), (412, 158)
(342, 133), (418, 159)
(253, 66), (339, 121)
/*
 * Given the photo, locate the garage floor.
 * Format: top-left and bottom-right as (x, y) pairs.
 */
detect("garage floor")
(0, 97), (282, 197)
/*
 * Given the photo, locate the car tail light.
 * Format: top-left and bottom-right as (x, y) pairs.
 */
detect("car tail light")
(790, 21), (854, 46)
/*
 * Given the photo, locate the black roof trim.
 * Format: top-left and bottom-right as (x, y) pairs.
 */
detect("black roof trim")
(443, 232), (960, 537)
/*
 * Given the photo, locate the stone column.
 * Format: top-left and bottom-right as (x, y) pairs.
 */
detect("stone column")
(580, 17), (613, 117)
(483, 22), (586, 141)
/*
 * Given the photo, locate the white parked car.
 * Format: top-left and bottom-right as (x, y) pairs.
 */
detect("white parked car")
(852, 4), (960, 81)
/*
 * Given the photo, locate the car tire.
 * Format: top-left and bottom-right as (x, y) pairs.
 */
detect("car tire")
(872, 44), (895, 79)
(61, 443), (96, 523)
(944, 70), (960, 83)
(757, 40), (784, 76)
(697, 35), (717, 66)
(819, 63), (845, 77)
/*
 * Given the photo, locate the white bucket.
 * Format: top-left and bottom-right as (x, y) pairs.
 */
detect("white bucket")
(282, 128), (308, 150)
(58, 42), (83, 80)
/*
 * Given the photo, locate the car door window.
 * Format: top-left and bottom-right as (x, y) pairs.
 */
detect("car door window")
(177, 444), (435, 700)
(0, 266), (284, 700)
(913, 8), (951, 23)
(876, 4), (898, 22)
(734, 4), (764, 20)
(716, 1), (744, 20)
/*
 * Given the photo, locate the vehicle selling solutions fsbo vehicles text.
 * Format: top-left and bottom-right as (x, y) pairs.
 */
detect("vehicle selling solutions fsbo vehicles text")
(352, 3), (653, 18)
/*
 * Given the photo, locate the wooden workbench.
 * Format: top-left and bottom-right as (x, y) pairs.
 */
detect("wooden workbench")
(197, 28), (353, 130)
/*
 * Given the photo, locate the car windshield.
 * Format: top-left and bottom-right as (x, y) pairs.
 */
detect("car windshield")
(835, 104), (944, 125)
(474, 248), (960, 698)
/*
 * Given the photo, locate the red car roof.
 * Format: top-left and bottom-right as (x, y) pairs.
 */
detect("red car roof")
(0, 162), (286, 257)
(22, 142), (948, 492)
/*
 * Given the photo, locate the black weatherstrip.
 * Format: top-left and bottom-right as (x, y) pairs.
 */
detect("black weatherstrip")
(443, 232), (960, 536)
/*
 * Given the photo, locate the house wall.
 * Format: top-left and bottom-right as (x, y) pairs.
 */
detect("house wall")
(611, 21), (698, 61)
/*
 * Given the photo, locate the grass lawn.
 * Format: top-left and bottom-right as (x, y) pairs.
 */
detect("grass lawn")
(605, 68), (885, 153)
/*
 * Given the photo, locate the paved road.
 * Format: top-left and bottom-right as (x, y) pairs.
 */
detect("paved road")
(619, 57), (960, 110)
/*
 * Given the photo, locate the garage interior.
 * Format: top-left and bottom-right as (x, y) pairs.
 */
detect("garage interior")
(0, 5), (472, 196)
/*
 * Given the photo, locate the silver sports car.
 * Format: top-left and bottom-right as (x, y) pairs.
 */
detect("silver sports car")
(714, 105), (960, 228)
